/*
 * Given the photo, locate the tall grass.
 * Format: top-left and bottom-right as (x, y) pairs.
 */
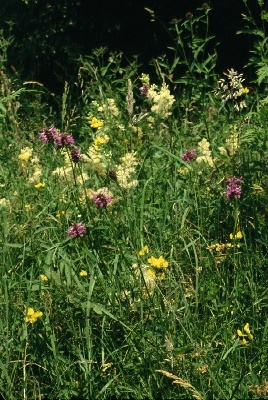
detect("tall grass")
(0, 3), (267, 399)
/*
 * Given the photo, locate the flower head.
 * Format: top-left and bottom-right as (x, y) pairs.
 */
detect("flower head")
(39, 125), (58, 143)
(237, 322), (253, 344)
(182, 149), (197, 162)
(226, 176), (243, 199)
(92, 187), (113, 208)
(55, 132), (75, 147)
(148, 255), (169, 269)
(138, 245), (149, 256)
(70, 148), (83, 163)
(34, 182), (45, 188)
(91, 117), (104, 129)
(79, 270), (88, 277)
(25, 307), (43, 323)
(40, 274), (48, 282)
(67, 222), (87, 238)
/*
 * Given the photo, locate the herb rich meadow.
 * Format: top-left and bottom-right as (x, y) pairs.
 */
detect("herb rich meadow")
(0, 3), (268, 400)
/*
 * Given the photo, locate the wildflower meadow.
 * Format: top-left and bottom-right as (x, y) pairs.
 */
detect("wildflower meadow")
(0, 2), (268, 399)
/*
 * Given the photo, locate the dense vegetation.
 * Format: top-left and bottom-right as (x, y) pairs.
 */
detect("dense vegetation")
(0, 1), (267, 399)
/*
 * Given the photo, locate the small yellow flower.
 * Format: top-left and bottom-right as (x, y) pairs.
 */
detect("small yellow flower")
(40, 274), (48, 282)
(91, 117), (104, 129)
(237, 329), (243, 337)
(34, 182), (45, 189)
(237, 323), (253, 343)
(25, 307), (43, 323)
(148, 255), (169, 269)
(178, 167), (189, 174)
(138, 245), (149, 256)
(230, 231), (243, 240)
(79, 270), (88, 277)
(56, 210), (65, 218)
(242, 87), (249, 94)
(24, 204), (31, 211)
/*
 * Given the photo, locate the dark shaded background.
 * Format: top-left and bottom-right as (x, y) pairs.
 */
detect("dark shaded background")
(0, 0), (261, 90)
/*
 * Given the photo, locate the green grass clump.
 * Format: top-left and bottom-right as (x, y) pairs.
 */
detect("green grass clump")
(0, 3), (268, 399)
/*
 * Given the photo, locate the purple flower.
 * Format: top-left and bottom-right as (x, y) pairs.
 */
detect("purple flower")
(92, 188), (113, 208)
(39, 125), (58, 143)
(70, 148), (83, 163)
(226, 176), (243, 199)
(55, 132), (75, 147)
(139, 85), (150, 98)
(67, 222), (86, 238)
(182, 149), (197, 162)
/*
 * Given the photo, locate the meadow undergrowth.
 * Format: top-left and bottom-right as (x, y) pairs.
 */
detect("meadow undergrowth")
(0, 2), (267, 399)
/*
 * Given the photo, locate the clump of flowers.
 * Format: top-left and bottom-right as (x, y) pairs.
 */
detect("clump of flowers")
(148, 82), (175, 119)
(218, 125), (240, 157)
(18, 146), (33, 166)
(248, 381), (268, 397)
(237, 323), (253, 345)
(148, 255), (169, 269)
(196, 138), (214, 167)
(92, 187), (113, 208)
(67, 222), (87, 238)
(25, 307), (43, 324)
(0, 198), (11, 209)
(39, 125), (58, 143)
(230, 231), (243, 240)
(90, 116), (104, 129)
(182, 149), (197, 162)
(226, 176), (243, 199)
(55, 132), (75, 147)
(214, 68), (248, 111)
(115, 151), (139, 189)
(39, 125), (75, 147)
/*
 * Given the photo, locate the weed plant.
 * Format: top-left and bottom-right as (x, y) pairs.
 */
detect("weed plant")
(0, 3), (267, 400)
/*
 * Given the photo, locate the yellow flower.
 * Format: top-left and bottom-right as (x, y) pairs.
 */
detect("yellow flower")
(230, 231), (243, 240)
(40, 274), (48, 282)
(34, 182), (45, 188)
(18, 147), (33, 163)
(237, 329), (243, 337)
(138, 245), (149, 256)
(147, 268), (156, 279)
(242, 87), (249, 94)
(25, 204), (31, 211)
(56, 210), (65, 218)
(79, 270), (88, 277)
(178, 167), (189, 174)
(25, 307), (43, 323)
(237, 323), (253, 343)
(148, 255), (169, 269)
(91, 117), (104, 128)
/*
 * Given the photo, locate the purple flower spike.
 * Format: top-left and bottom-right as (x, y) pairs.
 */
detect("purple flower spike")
(55, 132), (75, 147)
(67, 222), (86, 238)
(70, 148), (83, 163)
(92, 188), (113, 208)
(226, 176), (243, 199)
(182, 149), (197, 162)
(39, 125), (58, 143)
